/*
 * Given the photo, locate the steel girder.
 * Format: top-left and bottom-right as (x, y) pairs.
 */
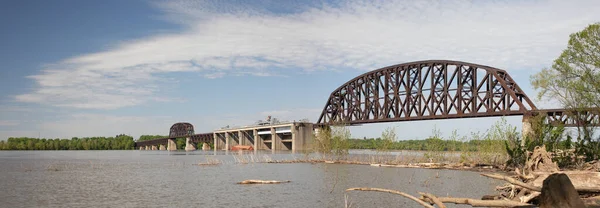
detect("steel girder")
(317, 60), (538, 125)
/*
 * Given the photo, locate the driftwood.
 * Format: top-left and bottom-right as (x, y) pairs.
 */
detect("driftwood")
(531, 171), (600, 193)
(420, 196), (535, 207)
(418, 192), (446, 208)
(237, 180), (290, 184)
(539, 173), (586, 208)
(481, 173), (542, 192)
(345, 187), (435, 208)
(347, 187), (534, 207)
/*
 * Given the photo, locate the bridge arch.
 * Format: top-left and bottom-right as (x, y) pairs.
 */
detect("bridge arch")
(169, 122), (195, 138)
(317, 60), (538, 125)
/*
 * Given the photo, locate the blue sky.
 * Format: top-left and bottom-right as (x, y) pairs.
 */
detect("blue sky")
(1, 0), (599, 140)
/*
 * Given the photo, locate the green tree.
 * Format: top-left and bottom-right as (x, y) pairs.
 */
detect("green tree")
(377, 127), (396, 152)
(531, 23), (600, 109)
(530, 22), (600, 162)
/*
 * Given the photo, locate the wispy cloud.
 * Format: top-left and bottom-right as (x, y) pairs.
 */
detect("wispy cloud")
(16, 0), (600, 109)
(0, 120), (19, 126)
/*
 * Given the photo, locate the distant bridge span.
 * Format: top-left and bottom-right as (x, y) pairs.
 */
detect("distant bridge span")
(316, 60), (600, 127)
(135, 122), (213, 150)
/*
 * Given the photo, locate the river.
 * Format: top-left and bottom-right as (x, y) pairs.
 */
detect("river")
(0, 150), (502, 208)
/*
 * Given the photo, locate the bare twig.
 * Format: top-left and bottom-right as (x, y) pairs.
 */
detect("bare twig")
(346, 187), (434, 208)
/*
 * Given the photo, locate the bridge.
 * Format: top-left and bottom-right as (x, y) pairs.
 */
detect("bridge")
(136, 60), (600, 150)
(135, 122), (213, 151)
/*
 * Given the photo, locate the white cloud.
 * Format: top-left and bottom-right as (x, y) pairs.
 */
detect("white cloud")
(16, 0), (600, 110)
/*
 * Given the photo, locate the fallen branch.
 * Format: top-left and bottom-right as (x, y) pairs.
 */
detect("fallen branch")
(583, 196), (600, 206)
(237, 180), (290, 184)
(421, 197), (535, 207)
(481, 173), (541, 192)
(519, 192), (540, 203)
(346, 187), (434, 208)
(418, 192), (446, 208)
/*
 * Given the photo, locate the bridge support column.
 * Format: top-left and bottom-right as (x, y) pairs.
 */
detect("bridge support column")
(202, 142), (210, 151)
(151, 145), (158, 150)
(139, 146), (144, 150)
(292, 125), (298, 152)
(225, 133), (231, 150)
(271, 127), (284, 152)
(145, 146), (150, 150)
(253, 129), (259, 151)
(167, 139), (177, 151)
(238, 131), (244, 146)
(522, 116), (534, 147)
(159, 144), (166, 150)
(213, 133), (218, 151)
(185, 137), (196, 151)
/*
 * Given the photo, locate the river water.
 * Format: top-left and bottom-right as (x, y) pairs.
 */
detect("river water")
(0, 150), (502, 208)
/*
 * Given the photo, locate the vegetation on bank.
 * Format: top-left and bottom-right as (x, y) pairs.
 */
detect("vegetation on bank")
(0, 134), (136, 150)
(0, 134), (204, 150)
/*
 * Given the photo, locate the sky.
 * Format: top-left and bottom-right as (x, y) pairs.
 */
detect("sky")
(1, 0), (599, 141)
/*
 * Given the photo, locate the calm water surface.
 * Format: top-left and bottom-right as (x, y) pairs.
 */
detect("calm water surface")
(0, 150), (501, 208)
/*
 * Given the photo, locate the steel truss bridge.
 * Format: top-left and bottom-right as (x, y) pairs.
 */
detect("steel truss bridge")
(136, 60), (600, 148)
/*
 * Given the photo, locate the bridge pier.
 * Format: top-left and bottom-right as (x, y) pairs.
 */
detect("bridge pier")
(202, 142), (210, 151)
(185, 137), (196, 151)
(151, 145), (157, 150)
(225, 132), (230, 150)
(167, 139), (177, 151)
(270, 127), (285, 152)
(159, 144), (166, 150)
(139, 146), (144, 150)
(522, 116), (534, 146)
(145, 146), (150, 150)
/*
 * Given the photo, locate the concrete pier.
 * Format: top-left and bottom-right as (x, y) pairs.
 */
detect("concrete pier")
(522, 116), (534, 146)
(145, 146), (150, 150)
(159, 144), (166, 150)
(213, 122), (313, 151)
(202, 143), (210, 151)
(185, 137), (196, 151)
(139, 146), (144, 150)
(151, 145), (158, 150)
(167, 139), (177, 151)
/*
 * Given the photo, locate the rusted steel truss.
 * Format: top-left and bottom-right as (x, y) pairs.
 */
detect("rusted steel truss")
(169, 122), (195, 138)
(531, 108), (600, 127)
(134, 122), (213, 147)
(317, 60), (538, 125)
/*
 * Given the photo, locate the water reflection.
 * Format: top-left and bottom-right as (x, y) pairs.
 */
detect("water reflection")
(0, 151), (501, 208)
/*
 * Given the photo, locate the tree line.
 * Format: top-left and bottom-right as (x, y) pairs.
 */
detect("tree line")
(0, 134), (170, 150)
